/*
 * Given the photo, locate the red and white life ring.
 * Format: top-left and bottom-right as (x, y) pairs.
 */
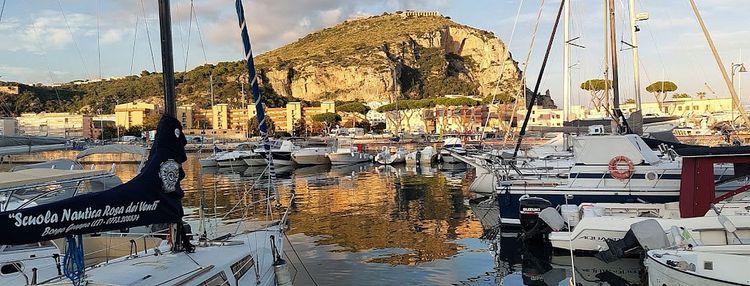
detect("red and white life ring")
(608, 155), (634, 180)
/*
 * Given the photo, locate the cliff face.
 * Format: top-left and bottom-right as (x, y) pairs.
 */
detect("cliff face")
(255, 13), (524, 103)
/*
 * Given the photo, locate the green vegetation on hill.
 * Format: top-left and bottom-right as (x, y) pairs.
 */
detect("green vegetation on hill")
(256, 13), (466, 67)
(1, 12), (511, 116)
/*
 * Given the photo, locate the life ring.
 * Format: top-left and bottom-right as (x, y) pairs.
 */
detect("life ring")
(608, 155), (634, 180)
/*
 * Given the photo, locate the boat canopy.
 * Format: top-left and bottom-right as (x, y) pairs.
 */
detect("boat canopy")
(76, 144), (148, 160)
(572, 134), (660, 165)
(0, 168), (109, 190)
(10, 159), (82, 171)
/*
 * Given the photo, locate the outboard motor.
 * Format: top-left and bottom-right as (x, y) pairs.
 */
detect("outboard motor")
(519, 196), (552, 241)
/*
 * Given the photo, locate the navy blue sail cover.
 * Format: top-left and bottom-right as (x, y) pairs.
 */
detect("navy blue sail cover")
(0, 116), (187, 245)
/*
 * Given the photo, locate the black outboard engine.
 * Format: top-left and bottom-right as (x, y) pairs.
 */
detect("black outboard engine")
(519, 196), (552, 241)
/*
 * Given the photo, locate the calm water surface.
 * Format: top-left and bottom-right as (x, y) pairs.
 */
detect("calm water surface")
(3, 151), (645, 285)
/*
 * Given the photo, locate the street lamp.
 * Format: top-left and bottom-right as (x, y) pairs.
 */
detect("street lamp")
(731, 62), (747, 123)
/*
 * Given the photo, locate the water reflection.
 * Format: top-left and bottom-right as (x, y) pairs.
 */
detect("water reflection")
(2, 151), (647, 285)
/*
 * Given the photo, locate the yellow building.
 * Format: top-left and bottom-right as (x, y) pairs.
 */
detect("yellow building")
(211, 104), (229, 130)
(287, 102), (302, 131)
(115, 102), (155, 129)
(176, 104), (194, 129)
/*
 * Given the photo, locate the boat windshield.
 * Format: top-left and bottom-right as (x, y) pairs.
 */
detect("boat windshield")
(0, 169), (120, 212)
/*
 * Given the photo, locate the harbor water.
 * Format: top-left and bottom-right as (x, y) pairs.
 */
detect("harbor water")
(1, 151), (645, 285)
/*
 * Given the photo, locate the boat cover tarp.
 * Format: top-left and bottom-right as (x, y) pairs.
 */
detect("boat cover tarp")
(0, 169), (108, 190)
(675, 146), (750, 157)
(0, 116), (187, 245)
(0, 136), (67, 147)
(76, 145), (147, 160)
(641, 137), (701, 150)
(631, 219), (669, 250)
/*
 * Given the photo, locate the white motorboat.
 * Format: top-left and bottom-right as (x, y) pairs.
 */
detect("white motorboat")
(537, 145), (750, 252)
(292, 141), (333, 165)
(374, 146), (407, 165)
(439, 137), (466, 164)
(405, 146), (436, 165)
(198, 145), (226, 167)
(548, 212), (750, 252)
(216, 143), (255, 167)
(470, 134), (737, 225)
(327, 138), (372, 165)
(254, 139), (300, 166)
(646, 245), (750, 286)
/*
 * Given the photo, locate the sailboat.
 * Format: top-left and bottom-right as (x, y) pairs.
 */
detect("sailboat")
(0, 1), (290, 285)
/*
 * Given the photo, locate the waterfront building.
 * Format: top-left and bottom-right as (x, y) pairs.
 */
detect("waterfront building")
(17, 112), (93, 138)
(0, 118), (18, 136)
(366, 102), (387, 124)
(211, 104), (229, 130)
(517, 107), (564, 127)
(115, 102), (155, 129)
(176, 104), (194, 129)
(620, 97), (733, 117)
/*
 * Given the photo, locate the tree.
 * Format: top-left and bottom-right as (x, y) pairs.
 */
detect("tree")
(248, 116), (275, 136)
(101, 126), (118, 140)
(312, 112), (341, 134)
(336, 102), (370, 114)
(580, 79), (612, 112)
(142, 111), (162, 131)
(624, 98), (636, 104)
(337, 102), (370, 128)
(672, 93), (691, 99)
(646, 81), (678, 109)
(124, 126), (144, 137)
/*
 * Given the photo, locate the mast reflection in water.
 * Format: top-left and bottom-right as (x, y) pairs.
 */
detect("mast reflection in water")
(2, 151), (646, 285)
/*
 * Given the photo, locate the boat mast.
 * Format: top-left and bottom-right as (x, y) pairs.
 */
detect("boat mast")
(157, 0), (183, 252)
(563, 0), (571, 123)
(628, 0), (642, 112)
(602, 0), (611, 116)
(513, 0), (566, 158)
(158, 0), (176, 117)
(628, 0), (644, 134)
(688, 0), (750, 128)
(608, 0), (622, 129)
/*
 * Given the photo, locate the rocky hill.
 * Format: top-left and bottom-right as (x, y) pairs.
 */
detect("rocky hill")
(1, 11), (556, 116)
(253, 12), (524, 102)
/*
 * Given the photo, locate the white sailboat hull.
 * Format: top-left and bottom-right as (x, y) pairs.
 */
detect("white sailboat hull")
(44, 226), (285, 286)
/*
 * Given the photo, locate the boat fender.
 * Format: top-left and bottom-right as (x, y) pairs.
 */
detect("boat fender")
(608, 155), (634, 180)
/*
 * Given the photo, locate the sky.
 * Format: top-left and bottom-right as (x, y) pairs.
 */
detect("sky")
(1, 0), (749, 107)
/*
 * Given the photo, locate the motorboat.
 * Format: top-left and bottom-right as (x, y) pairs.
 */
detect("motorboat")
(374, 146), (407, 165)
(198, 145), (226, 167)
(438, 137), (466, 164)
(216, 143), (255, 167)
(476, 134), (737, 226)
(254, 139), (300, 166)
(646, 245), (750, 286)
(405, 146), (436, 165)
(536, 146), (750, 253)
(327, 138), (372, 165)
(291, 141), (333, 165)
